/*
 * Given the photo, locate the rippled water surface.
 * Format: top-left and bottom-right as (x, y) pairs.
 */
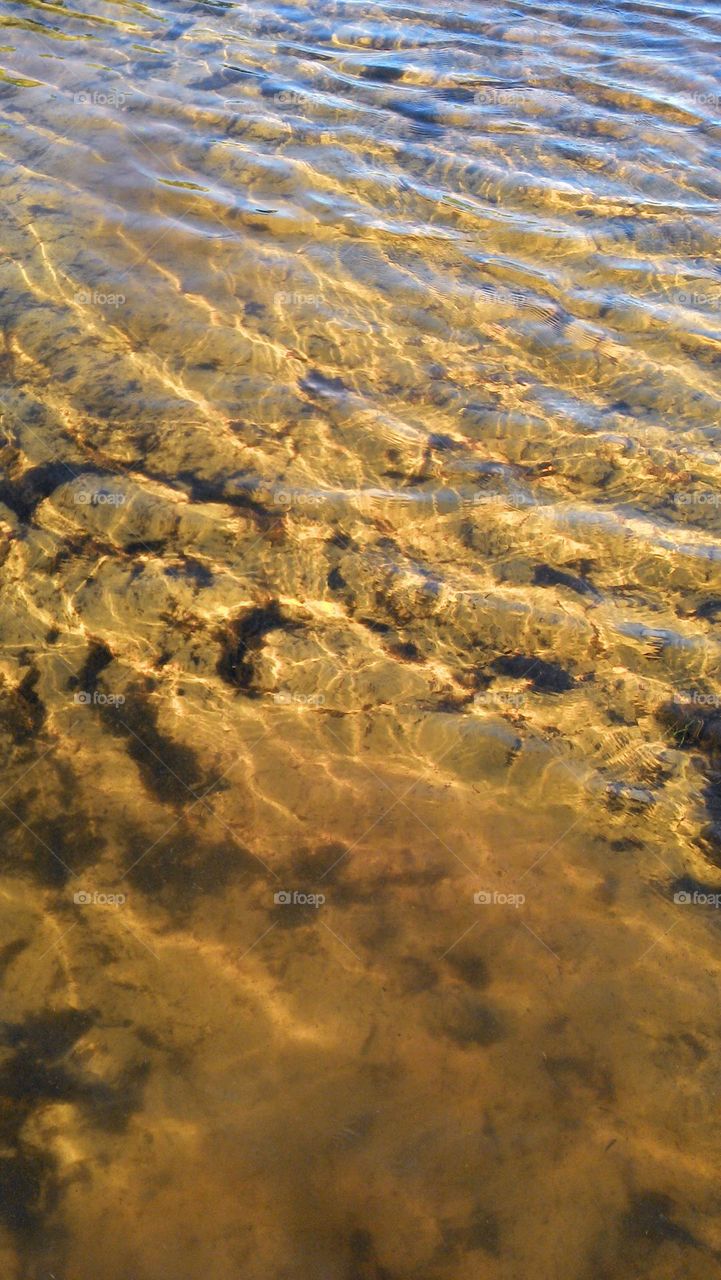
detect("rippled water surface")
(1, 0), (721, 1276)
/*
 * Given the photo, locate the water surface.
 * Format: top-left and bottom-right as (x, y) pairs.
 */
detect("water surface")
(1, 0), (721, 1276)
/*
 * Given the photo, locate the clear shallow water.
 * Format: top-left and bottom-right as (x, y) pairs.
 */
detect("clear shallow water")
(1, 0), (721, 1276)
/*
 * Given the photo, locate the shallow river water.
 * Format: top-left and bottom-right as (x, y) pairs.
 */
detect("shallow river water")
(1, 0), (721, 1277)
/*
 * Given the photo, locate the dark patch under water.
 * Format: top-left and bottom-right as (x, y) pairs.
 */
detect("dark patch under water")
(491, 654), (575, 693)
(216, 600), (300, 691)
(97, 684), (215, 805)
